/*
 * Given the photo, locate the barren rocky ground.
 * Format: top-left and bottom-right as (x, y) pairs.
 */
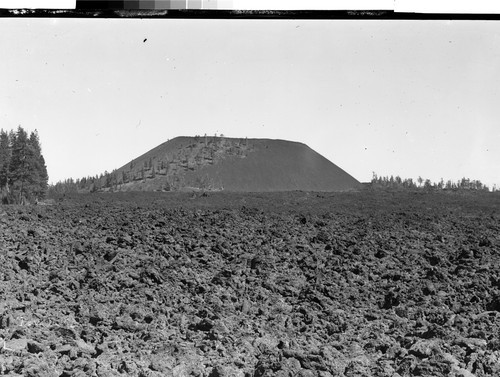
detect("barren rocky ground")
(1, 190), (500, 376)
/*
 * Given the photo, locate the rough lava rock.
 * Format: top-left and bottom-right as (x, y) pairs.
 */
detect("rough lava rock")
(0, 190), (499, 376)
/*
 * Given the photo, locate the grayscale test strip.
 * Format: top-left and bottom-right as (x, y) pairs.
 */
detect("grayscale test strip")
(75, 0), (234, 10)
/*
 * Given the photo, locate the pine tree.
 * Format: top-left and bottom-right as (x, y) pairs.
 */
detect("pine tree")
(3, 126), (49, 203)
(38, 155), (48, 195)
(0, 129), (11, 191)
(28, 130), (48, 199)
(9, 126), (34, 202)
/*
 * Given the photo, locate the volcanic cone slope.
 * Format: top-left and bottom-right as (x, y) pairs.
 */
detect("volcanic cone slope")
(116, 136), (361, 192)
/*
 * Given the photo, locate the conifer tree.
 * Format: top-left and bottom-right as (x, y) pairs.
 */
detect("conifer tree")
(2, 126), (49, 203)
(9, 126), (33, 202)
(0, 129), (11, 192)
(28, 130), (48, 198)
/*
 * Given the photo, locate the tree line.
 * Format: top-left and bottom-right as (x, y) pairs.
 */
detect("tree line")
(48, 157), (161, 196)
(370, 173), (494, 192)
(48, 172), (121, 196)
(0, 126), (48, 204)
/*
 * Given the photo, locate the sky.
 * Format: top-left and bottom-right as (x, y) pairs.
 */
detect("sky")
(1, 19), (500, 188)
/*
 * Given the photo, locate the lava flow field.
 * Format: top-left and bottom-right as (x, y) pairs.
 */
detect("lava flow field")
(1, 190), (500, 377)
